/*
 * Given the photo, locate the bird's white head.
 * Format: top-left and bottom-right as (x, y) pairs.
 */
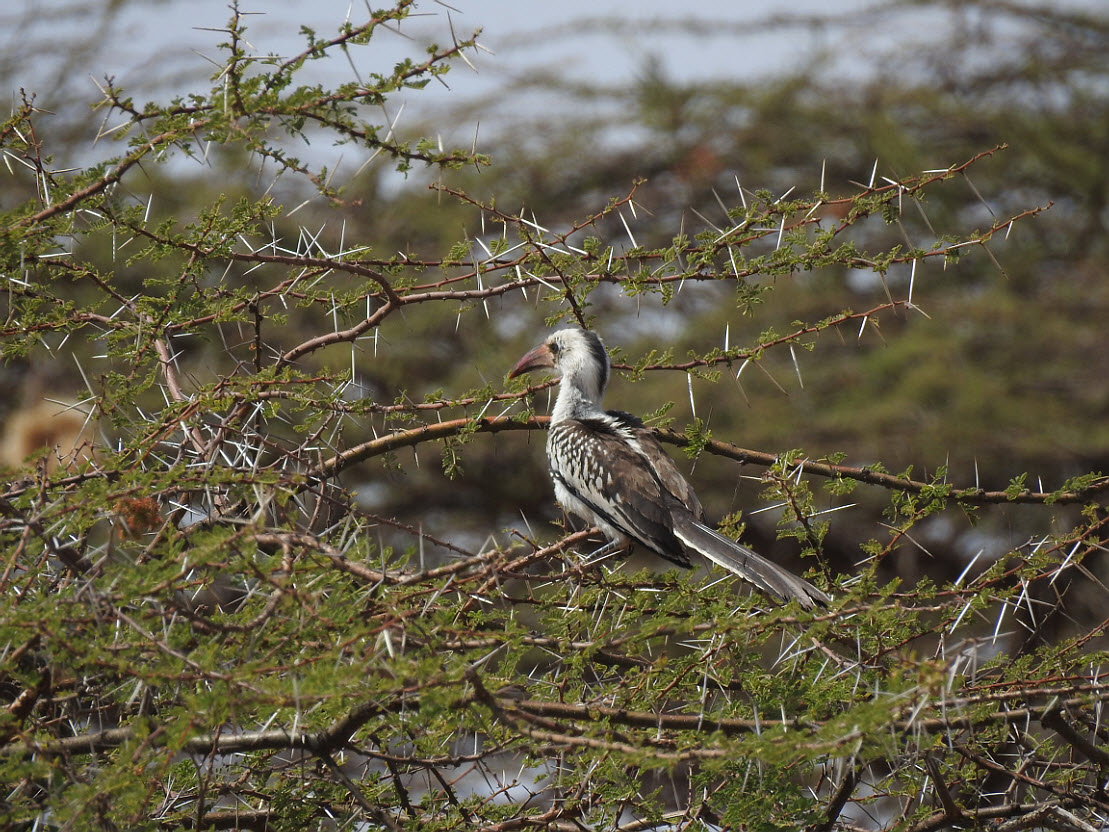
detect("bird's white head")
(509, 328), (610, 414)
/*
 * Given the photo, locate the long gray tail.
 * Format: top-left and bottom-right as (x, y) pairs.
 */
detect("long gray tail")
(672, 517), (830, 610)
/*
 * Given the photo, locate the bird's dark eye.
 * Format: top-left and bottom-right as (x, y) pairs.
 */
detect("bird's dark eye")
(549, 341), (560, 354)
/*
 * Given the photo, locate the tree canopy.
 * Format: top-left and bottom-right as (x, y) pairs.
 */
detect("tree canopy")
(1, 2), (1107, 830)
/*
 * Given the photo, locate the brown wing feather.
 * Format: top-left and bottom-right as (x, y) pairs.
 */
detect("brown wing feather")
(557, 418), (692, 567)
(625, 425), (704, 520)
(598, 410), (704, 518)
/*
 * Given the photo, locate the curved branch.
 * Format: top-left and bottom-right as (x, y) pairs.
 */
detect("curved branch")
(306, 413), (1109, 506)
(306, 415), (544, 482)
(656, 429), (1109, 505)
(5, 124), (207, 233)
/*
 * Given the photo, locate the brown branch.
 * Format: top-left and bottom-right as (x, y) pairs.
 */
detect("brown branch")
(7, 670), (1108, 770)
(657, 431), (1109, 506)
(261, 0), (418, 93)
(954, 746), (1109, 812)
(3, 688), (423, 760)
(924, 755), (966, 825)
(504, 687), (1109, 739)
(1041, 707), (1109, 767)
(279, 299), (397, 366)
(809, 764), (858, 832)
(179, 809), (272, 830)
(304, 412), (1108, 507)
(131, 235), (405, 308)
(319, 750), (402, 832)
(306, 415), (544, 482)
(5, 126), (203, 232)
(904, 801), (1070, 832)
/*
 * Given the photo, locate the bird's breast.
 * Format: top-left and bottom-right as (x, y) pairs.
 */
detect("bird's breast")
(547, 424), (620, 498)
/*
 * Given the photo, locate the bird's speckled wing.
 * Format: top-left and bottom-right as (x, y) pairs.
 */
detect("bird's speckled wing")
(622, 423), (704, 521)
(554, 415), (830, 608)
(548, 416), (693, 567)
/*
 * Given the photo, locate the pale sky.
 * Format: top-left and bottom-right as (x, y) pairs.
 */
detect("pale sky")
(5, 0), (1100, 178)
(11, 0), (1071, 120)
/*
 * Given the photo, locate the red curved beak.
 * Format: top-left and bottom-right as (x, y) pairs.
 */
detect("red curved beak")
(508, 343), (554, 379)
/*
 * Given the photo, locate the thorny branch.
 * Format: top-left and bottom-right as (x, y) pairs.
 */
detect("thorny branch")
(296, 414), (1108, 506)
(1, 3), (1103, 825)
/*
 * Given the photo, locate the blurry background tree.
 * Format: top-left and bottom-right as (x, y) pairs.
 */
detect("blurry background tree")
(1, 1), (1107, 829)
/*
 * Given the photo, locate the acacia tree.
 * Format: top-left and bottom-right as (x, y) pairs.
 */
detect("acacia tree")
(1, 3), (1107, 830)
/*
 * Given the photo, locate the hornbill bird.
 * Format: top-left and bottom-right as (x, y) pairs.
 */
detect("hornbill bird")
(509, 328), (830, 610)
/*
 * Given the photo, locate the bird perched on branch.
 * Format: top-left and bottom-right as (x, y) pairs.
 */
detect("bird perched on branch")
(509, 328), (830, 610)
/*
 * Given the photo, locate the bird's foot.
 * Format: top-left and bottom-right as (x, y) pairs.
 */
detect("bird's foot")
(582, 539), (631, 568)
